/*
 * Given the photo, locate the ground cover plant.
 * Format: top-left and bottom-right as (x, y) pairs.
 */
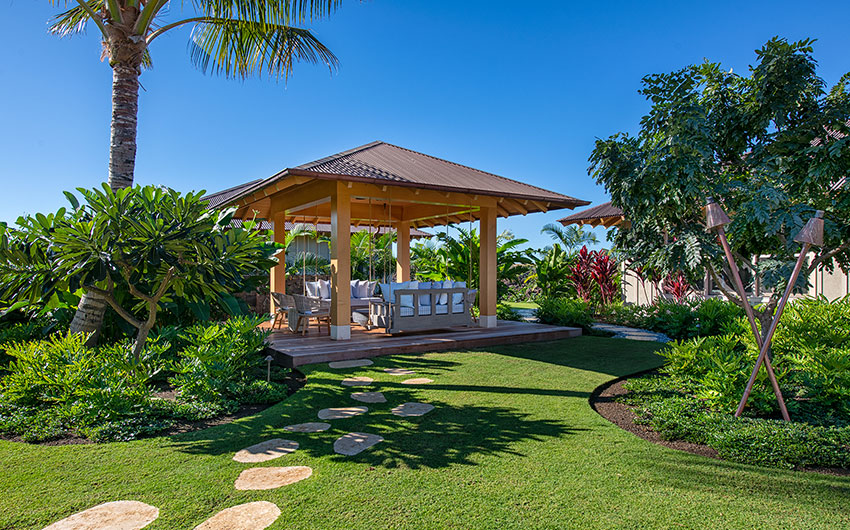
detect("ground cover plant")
(601, 297), (743, 340)
(0, 337), (847, 530)
(0, 316), (282, 443)
(619, 297), (850, 469)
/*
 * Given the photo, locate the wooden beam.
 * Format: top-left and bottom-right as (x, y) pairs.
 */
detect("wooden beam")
(329, 182), (351, 340)
(396, 221), (411, 282)
(269, 180), (334, 214)
(270, 211), (287, 314)
(479, 206), (498, 328)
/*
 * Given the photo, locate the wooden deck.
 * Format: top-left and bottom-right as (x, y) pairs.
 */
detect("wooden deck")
(265, 320), (582, 367)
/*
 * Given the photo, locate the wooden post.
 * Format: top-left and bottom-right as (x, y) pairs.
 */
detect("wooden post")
(270, 211), (287, 314)
(330, 183), (351, 340)
(479, 206), (497, 328)
(396, 220), (411, 282)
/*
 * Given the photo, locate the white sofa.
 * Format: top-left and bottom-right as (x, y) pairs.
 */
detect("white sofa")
(304, 279), (381, 310)
(370, 280), (476, 333)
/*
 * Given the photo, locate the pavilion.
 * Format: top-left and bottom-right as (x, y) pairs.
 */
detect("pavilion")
(213, 141), (589, 340)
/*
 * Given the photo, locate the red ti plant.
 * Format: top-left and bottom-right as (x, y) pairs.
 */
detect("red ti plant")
(568, 246), (596, 302)
(663, 271), (691, 303)
(591, 251), (619, 306)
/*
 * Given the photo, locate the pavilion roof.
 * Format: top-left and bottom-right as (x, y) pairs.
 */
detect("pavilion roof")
(557, 201), (627, 228)
(205, 142), (589, 222)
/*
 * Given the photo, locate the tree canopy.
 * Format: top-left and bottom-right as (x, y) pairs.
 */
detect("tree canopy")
(589, 37), (850, 324)
(0, 185), (279, 357)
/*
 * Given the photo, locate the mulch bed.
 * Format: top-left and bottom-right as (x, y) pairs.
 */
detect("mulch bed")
(590, 371), (720, 460)
(2, 369), (307, 446)
(590, 371), (850, 476)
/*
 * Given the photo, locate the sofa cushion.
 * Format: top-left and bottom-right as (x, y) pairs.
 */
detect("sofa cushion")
(357, 281), (374, 299)
(452, 281), (467, 305)
(350, 280), (360, 299)
(379, 283), (392, 303)
(305, 281), (320, 298)
(438, 280), (453, 305)
(399, 281), (418, 307)
(318, 279), (331, 299)
(417, 282), (432, 306)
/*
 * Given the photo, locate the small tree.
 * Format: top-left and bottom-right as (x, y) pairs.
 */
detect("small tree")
(589, 37), (850, 336)
(0, 185), (280, 358)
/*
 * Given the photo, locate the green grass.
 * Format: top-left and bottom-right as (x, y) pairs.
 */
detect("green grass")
(504, 301), (540, 310)
(1, 337), (848, 529)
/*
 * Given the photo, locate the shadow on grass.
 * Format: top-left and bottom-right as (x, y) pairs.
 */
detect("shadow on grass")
(166, 379), (581, 469)
(486, 337), (666, 377)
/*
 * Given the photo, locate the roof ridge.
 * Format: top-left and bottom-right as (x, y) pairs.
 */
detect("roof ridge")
(379, 142), (584, 202)
(294, 141), (385, 170)
(203, 178), (263, 200)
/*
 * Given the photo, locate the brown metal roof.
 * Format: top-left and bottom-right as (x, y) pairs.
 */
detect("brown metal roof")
(231, 219), (431, 238)
(215, 141), (589, 211)
(557, 201), (627, 228)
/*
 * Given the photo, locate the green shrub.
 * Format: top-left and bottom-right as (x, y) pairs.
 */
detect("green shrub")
(496, 303), (524, 322)
(536, 297), (593, 331)
(170, 315), (271, 403)
(622, 375), (850, 469)
(601, 298), (743, 341)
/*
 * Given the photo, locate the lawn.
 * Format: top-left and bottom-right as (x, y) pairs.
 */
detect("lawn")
(1, 337), (848, 529)
(504, 301), (540, 310)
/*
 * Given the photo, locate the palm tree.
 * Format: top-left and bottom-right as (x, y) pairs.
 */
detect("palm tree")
(49, 0), (339, 189)
(49, 1), (341, 339)
(540, 223), (598, 253)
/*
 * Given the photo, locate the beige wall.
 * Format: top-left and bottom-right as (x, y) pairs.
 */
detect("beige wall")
(622, 258), (850, 305)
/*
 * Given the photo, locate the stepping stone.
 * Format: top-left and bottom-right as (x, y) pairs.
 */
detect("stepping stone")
(401, 377), (433, 385)
(234, 466), (313, 490)
(283, 422), (331, 433)
(351, 391), (386, 403)
(329, 359), (373, 369)
(233, 439), (299, 463)
(391, 402), (435, 417)
(341, 376), (373, 387)
(318, 406), (368, 420)
(333, 432), (384, 456)
(43, 501), (159, 530)
(193, 501), (280, 530)
(384, 368), (415, 376)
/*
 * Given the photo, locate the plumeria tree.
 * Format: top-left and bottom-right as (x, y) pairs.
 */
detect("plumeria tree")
(590, 37), (850, 335)
(0, 185), (280, 357)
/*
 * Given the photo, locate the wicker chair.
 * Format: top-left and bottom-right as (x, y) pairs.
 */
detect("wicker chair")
(270, 292), (295, 330)
(291, 294), (331, 336)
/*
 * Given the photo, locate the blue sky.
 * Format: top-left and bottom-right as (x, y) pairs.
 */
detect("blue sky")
(1, 1), (847, 250)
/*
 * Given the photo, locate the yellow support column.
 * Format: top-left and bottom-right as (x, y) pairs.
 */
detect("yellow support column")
(270, 211), (287, 314)
(330, 183), (351, 340)
(479, 206), (497, 328)
(396, 220), (411, 282)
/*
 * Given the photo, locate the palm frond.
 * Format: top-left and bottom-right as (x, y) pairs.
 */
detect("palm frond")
(193, 0), (342, 26)
(189, 18), (338, 80)
(49, 1), (104, 37)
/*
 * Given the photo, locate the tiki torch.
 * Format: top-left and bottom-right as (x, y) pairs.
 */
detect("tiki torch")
(733, 210), (824, 418)
(704, 198), (790, 420)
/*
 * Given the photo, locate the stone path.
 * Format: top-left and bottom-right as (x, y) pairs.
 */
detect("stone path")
(333, 432), (384, 456)
(341, 376), (374, 387)
(193, 502), (280, 530)
(318, 406), (368, 420)
(591, 323), (671, 343)
(232, 439), (298, 463)
(391, 402), (435, 417)
(384, 368), (415, 376)
(234, 466), (313, 490)
(43, 501), (159, 530)
(401, 377), (434, 385)
(44, 359), (438, 529)
(284, 422), (331, 433)
(351, 391), (387, 403)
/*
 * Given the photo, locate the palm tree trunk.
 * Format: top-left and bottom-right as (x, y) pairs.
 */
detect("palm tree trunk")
(69, 63), (141, 340)
(69, 290), (109, 345)
(108, 63), (140, 191)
